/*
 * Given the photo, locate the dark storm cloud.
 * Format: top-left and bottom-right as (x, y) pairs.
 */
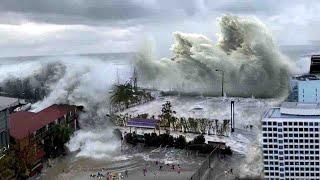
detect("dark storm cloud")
(0, 0), (289, 25)
(0, 0), (159, 24)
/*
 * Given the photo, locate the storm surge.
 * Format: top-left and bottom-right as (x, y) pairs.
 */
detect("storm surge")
(0, 56), (127, 159)
(135, 15), (295, 98)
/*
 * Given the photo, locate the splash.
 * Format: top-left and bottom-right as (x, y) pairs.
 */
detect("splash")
(135, 15), (296, 97)
(67, 129), (121, 159)
(0, 55), (131, 159)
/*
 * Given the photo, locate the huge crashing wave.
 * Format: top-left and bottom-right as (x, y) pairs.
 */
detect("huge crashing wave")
(135, 15), (295, 98)
(0, 56), (127, 159)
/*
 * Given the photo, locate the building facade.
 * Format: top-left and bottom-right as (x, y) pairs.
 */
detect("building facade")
(0, 96), (20, 157)
(262, 102), (320, 179)
(289, 75), (320, 103)
(9, 104), (79, 177)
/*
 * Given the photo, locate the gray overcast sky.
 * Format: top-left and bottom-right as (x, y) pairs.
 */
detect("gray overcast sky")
(0, 0), (320, 57)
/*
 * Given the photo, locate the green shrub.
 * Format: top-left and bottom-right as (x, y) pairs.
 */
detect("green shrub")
(193, 135), (205, 144)
(174, 135), (187, 149)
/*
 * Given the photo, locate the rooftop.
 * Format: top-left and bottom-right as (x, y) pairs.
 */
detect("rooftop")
(292, 74), (320, 81)
(127, 118), (159, 129)
(0, 96), (20, 111)
(9, 104), (77, 140)
(265, 102), (320, 118)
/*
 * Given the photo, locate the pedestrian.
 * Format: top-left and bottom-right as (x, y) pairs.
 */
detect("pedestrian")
(159, 165), (163, 171)
(172, 164), (175, 170)
(143, 167), (147, 176)
(230, 168), (233, 174)
(125, 169), (128, 177)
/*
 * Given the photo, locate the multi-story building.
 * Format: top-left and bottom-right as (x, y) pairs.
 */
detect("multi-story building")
(0, 96), (20, 157)
(262, 102), (320, 179)
(9, 104), (79, 177)
(289, 74), (320, 103)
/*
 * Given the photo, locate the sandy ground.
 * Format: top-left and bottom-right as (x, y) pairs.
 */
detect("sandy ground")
(38, 144), (204, 180)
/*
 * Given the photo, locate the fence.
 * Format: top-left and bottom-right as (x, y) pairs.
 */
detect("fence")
(189, 147), (218, 180)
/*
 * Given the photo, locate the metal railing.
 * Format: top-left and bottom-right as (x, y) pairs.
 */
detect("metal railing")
(189, 147), (218, 180)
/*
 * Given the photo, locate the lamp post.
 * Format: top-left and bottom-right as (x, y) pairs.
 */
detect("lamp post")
(215, 69), (224, 97)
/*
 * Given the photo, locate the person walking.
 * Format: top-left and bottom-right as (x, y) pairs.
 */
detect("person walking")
(125, 169), (128, 177)
(143, 167), (147, 176)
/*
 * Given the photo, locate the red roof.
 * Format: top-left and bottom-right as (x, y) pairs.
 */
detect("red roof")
(9, 104), (76, 140)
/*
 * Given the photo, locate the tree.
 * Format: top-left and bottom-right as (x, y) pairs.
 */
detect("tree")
(159, 101), (176, 131)
(2, 143), (37, 179)
(199, 118), (209, 134)
(52, 124), (73, 155)
(174, 135), (187, 149)
(188, 118), (198, 133)
(0, 154), (15, 180)
(158, 133), (174, 147)
(180, 117), (189, 132)
(193, 135), (205, 144)
(110, 83), (135, 108)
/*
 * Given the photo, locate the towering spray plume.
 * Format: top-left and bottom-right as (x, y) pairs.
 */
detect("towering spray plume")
(135, 15), (295, 97)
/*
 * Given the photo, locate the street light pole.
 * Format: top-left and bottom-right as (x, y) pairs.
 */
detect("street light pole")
(215, 69), (224, 97)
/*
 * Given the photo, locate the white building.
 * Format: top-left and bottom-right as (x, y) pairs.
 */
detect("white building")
(262, 102), (320, 179)
(290, 74), (320, 103)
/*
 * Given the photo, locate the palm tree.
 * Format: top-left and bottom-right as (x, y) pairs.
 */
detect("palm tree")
(111, 83), (135, 109)
(159, 101), (176, 131)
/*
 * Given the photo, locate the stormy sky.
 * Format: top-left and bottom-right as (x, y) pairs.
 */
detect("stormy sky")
(0, 0), (320, 57)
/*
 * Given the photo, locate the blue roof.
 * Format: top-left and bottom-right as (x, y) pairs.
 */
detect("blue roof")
(127, 118), (159, 128)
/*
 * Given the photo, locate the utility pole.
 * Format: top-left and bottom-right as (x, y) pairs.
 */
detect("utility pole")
(133, 67), (137, 89)
(215, 69), (224, 96)
(231, 101), (235, 133)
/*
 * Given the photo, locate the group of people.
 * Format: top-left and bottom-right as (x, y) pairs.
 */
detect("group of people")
(142, 161), (182, 177)
(89, 169), (128, 180)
